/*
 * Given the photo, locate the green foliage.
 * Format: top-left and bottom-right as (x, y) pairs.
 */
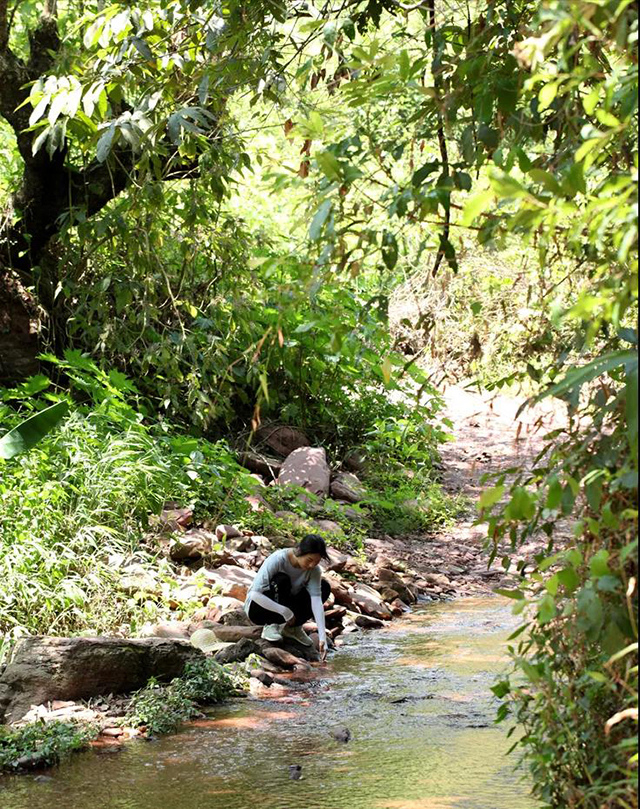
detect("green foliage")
(126, 659), (236, 736)
(126, 680), (200, 737)
(0, 356), (258, 643)
(174, 658), (237, 704)
(0, 721), (98, 772)
(0, 401), (68, 459)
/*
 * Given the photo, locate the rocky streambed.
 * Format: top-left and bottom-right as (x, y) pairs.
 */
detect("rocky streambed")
(0, 598), (538, 809)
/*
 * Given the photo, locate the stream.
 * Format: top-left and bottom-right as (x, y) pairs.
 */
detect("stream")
(0, 597), (537, 809)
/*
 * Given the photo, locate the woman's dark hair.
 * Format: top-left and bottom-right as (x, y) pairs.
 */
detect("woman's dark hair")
(295, 534), (330, 560)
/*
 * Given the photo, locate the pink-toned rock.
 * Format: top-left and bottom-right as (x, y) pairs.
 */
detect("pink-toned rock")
(156, 504), (193, 532)
(344, 556), (367, 575)
(391, 598), (411, 613)
(207, 625), (261, 642)
(255, 425), (310, 458)
(150, 621), (191, 640)
(259, 646), (305, 670)
(215, 524), (242, 541)
(351, 583), (392, 621)
(330, 472), (366, 503)
(207, 549), (241, 568)
(326, 575), (354, 607)
(204, 566), (256, 601)
(312, 519), (342, 535)
(325, 547), (349, 573)
(208, 595), (245, 612)
(278, 447), (331, 497)
(169, 528), (214, 562)
(228, 536), (256, 553)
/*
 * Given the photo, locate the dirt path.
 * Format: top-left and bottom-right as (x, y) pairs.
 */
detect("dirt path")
(388, 383), (567, 599)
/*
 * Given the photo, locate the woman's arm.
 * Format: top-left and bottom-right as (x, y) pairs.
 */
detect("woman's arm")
(310, 596), (327, 649)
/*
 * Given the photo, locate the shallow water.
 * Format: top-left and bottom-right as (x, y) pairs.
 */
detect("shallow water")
(0, 598), (538, 809)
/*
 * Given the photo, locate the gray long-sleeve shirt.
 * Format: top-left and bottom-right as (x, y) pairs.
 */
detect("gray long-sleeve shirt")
(244, 548), (326, 644)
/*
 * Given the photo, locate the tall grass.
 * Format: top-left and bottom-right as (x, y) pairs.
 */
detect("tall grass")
(0, 410), (253, 658)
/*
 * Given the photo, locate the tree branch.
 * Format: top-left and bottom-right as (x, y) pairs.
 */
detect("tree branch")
(428, 0), (450, 279)
(0, 0), (8, 51)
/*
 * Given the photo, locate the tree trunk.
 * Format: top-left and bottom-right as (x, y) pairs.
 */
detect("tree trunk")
(0, 274), (40, 383)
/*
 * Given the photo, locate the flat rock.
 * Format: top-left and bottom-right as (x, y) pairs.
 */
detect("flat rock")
(169, 528), (215, 562)
(213, 637), (259, 664)
(0, 637), (202, 724)
(355, 615), (385, 630)
(203, 566), (256, 601)
(278, 447), (331, 497)
(325, 547), (349, 572)
(215, 524), (243, 541)
(207, 625), (261, 643)
(311, 519), (343, 535)
(351, 583), (392, 621)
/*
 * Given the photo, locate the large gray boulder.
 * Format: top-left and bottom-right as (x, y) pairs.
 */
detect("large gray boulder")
(278, 447), (331, 497)
(0, 636), (203, 724)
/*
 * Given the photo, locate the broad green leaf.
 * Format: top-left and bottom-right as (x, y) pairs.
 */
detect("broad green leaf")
(0, 401), (69, 459)
(461, 190), (494, 226)
(545, 574), (559, 596)
(412, 161), (440, 187)
(590, 549), (611, 578)
(520, 350), (638, 414)
(558, 567), (579, 595)
(495, 588), (525, 599)
(489, 171), (527, 199)
(528, 168), (562, 195)
(538, 81), (558, 111)
(478, 484), (505, 510)
(381, 231), (398, 270)
(626, 368), (638, 459)
(545, 477), (563, 510)
(538, 593), (557, 624)
(607, 643), (638, 666)
(583, 86), (600, 115)
(316, 151), (342, 182)
(576, 587), (604, 637)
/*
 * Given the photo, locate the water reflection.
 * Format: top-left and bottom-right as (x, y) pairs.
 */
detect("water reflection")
(0, 598), (537, 809)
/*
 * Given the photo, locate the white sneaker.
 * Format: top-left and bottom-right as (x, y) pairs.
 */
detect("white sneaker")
(282, 625), (314, 647)
(261, 624), (284, 642)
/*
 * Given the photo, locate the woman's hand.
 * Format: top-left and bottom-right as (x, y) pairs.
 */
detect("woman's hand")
(318, 640), (327, 662)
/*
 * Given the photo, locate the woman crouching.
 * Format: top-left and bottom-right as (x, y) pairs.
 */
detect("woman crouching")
(244, 534), (331, 661)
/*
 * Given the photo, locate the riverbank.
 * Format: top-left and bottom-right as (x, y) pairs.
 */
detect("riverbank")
(0, 383), (560, 771)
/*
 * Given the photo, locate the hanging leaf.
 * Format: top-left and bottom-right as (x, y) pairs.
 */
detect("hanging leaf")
(381, 231), (398, 270)
(381, 357), (393, 386)
(309, 200), (332, 240)
(0, 402), (69, 460)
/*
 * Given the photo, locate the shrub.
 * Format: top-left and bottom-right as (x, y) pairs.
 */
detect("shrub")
(0, 721), (98, 772)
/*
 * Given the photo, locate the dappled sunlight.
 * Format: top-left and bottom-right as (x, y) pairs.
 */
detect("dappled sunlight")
(376, 797), (466, 808)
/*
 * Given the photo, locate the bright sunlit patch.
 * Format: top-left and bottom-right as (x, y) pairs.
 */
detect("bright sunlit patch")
(189, 717), (268, 729)
(375, 797), (466, 808)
